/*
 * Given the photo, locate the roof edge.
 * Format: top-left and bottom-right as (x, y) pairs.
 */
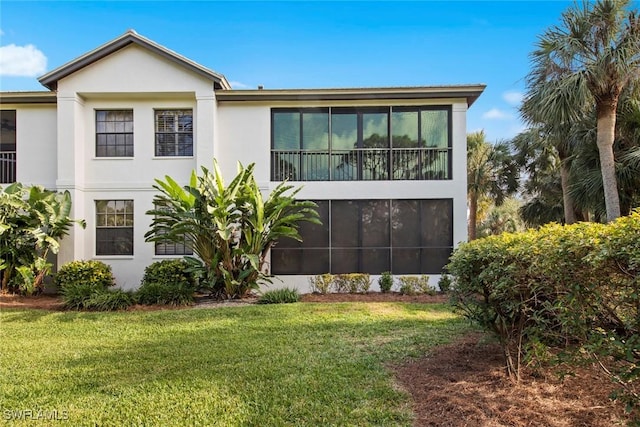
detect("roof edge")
(216, 85), (486, 106)
(0, 91), (57, 104)
(38, 30), (231, 91)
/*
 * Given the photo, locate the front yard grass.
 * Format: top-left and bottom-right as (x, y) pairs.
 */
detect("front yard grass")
(1, 303), (469, 426)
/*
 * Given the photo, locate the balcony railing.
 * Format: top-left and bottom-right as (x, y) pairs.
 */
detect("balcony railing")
(0, 152), (16, 184)
(271, 147), (451, 181)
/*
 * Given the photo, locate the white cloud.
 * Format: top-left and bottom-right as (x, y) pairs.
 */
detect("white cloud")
(482, 108), (512, 120)
(229, 81), (251, 89)
(503, 91), (523, 106)
(0, 44), (47, 77)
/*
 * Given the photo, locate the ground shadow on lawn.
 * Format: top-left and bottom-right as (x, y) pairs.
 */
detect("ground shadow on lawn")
(2, 292), (632, 426)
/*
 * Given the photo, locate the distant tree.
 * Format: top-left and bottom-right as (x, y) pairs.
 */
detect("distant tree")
(467, 131), (519, 240)
(523, 0), (640, 222)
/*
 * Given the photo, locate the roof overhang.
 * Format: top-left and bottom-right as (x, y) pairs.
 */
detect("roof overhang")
(216, 85), (486, 106)
(38, 30), (231, 91)
(0, 91), (57, 104)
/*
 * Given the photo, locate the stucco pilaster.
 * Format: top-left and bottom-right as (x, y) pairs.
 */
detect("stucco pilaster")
(195, 92), (216, 171)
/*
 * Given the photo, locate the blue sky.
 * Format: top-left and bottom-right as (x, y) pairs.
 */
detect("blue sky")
(0, 1), (578, 142)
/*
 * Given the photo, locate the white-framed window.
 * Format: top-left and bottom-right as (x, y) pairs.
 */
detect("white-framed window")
(95, 200), (134, 255)
(95, 110), (134, 157)
(155, 110), (193, 156)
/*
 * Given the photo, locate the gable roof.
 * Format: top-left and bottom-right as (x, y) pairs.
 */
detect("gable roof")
(38, 30), (231, 91)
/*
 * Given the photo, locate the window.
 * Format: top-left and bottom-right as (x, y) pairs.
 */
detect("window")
(271, 106), (450, 181)
(96, 200), (134, 255)
(271, 199), (453, 275)
(0, 110), (16, 183)
(155, 110), (193, 156)
(96, 110), (134, 157)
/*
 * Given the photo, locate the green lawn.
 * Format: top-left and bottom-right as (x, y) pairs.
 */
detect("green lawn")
(1, 303), (470, 426)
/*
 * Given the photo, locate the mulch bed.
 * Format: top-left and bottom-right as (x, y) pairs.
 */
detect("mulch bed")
(1, 292), (632, 426)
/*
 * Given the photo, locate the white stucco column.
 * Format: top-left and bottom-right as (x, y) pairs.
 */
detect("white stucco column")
(55, 92), (87, 266)
(451, 102), (469, 246)
(195, 92), (216, 171)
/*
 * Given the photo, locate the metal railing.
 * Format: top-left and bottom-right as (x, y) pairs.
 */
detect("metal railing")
(271, 147), (451, 181)
(0, 152), (16, 184)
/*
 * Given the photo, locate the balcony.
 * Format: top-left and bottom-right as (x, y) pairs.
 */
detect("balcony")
(271, 147), (451, 181)
(0, 151), (16, 184)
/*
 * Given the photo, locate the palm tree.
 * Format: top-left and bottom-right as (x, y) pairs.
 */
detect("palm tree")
(523, 0), (640, 222)
(467, 131), (519, 240)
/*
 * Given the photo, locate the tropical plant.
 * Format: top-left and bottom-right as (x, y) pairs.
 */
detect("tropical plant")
(467, 131), (519, 240)
(145, 160), (320, 299)
(0, 183), (85, 294)
(523, 0), (640, 222)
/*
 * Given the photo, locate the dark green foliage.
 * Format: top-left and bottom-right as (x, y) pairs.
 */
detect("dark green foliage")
(136, 259), (197, 306)
(378, 271), (393, 293)
(86, 289), (135, 311)
(437, 274), (452, 293)
(56, 260), (122, 310)
(448, 211), (640, 416)
(257, 288), (300, 304)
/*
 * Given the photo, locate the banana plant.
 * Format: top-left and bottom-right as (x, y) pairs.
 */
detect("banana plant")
(0, 183), (85, 294)
(146, 160), (320, 299)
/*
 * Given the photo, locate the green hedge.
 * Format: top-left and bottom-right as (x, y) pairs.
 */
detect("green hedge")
(136, 259), (197, 306)
(448, 211), (640, 414)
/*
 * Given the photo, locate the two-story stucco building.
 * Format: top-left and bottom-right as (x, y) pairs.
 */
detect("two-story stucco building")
(0, 30), (484, 292)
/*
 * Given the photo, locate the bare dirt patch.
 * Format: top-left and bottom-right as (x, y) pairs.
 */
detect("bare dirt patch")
(0, 293), (65, 311)
(394, 332), (630, 427)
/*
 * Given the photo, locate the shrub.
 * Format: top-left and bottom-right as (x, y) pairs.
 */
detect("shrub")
(309, 274), (333, 294)
(378, 271), (393, 293)
(137, 259), (197, 306)
(56, 260), (116, 310)
(333, 274), (371, 293)
(437, 274), (452, 293)
(398, 276), (434, 296)
(55, 260), (115, 290)
(448, 211), (640, 415)
(257, 288), (300, 304)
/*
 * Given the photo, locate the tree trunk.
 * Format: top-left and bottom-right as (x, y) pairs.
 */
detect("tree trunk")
(596, 101), (621, 222)
(559, 160), (577, 224)
(468, 194), (478, 241)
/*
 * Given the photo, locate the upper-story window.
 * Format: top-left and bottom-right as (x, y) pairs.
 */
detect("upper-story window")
(96, 110), (134, 157)
(271, 106), (451, 181)
(155, 110), (193, 157)
(0, 110), (17, 183)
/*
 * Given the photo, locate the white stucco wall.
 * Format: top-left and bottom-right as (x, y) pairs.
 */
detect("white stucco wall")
(0, 105), (58, 189)
(51, 44), (218, 288)
(4, 38), (474, 292)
